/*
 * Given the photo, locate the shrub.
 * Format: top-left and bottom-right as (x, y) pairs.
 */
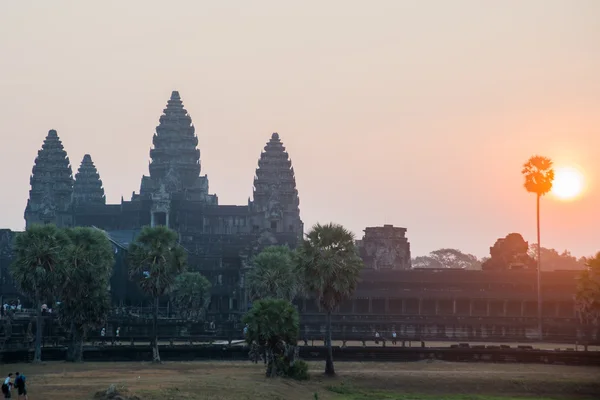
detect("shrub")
(288, 359), (310, 381)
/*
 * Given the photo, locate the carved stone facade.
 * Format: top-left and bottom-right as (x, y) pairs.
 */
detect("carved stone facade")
(19, 91), (304, 313)
(357, 225), (411, 270)
(24, 129), (74, 228)
(73, 154), (106, 207)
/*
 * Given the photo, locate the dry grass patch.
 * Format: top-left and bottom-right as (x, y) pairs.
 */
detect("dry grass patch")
(2, 360), (598, 400)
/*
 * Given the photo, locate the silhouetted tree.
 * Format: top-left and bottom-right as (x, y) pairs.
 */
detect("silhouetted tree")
(481, 233), (535, 270)
(170, 272), (211, 321)
(528, 245), (586, 271)
(522, 155), (554, 340)
(412, 248), (482, 270)
(243, 299), (300, 378)
(128, 226), (187, 362)
(59, 227), (113, 362)
(575, 253), (600, 350)
(10, 224), (70, 363)
(246, 246), (301, 302)
(297, 223), (363, 376)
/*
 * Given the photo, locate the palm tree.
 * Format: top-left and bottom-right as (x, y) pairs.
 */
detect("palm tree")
(128, 226), (187, 362)
(522, 155), (554, 340)
(246, 246), (301, 302)
(59, 227), (114, 362)
(10, 224), (71, 363)
(297, 223), (363, 376)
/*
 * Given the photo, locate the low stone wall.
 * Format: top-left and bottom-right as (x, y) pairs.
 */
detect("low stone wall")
(1, 344), (599, 366)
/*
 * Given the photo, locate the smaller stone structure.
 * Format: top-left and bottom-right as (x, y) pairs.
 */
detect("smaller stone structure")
(357, 225), (411, 270)
(73, 154), (106, 206)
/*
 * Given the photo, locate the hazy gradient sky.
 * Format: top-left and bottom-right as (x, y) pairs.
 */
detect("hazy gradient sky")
(1, 0), (599, 258)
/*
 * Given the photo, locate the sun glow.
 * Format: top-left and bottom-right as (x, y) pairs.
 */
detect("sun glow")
(551, 166), (585, 200)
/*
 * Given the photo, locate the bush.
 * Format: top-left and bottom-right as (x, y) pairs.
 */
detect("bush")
(288, 359), (310, 381)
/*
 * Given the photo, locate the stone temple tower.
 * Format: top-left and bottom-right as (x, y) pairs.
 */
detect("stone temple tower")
(24, 129), (74, 228)
(73, 154), (106, 207)
(139, 91), (216, 204)
(249, 133), (303, 239)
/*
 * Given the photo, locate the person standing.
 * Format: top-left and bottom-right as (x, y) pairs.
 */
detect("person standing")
(392, 330), (397, 345)
(100, 327), (106, 345)
(115, 327), (121, 345)
(2, 373), (13, 399)
(13, 373), (26, 400)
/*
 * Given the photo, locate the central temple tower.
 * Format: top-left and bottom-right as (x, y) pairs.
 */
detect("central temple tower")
(139, 91), (216, 204)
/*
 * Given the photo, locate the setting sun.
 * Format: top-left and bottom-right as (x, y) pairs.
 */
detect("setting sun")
(552, 166), (585, 200)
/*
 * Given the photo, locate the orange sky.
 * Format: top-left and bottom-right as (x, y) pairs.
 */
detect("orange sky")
(0, 0), (598, 258)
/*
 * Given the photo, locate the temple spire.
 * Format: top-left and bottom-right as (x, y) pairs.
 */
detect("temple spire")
(25, 129), (74, 227)
(250, 132), (302, 236)
(140, 91), (216, 204)
(148, 90), (200, 187)
(73, 154), (106, 206)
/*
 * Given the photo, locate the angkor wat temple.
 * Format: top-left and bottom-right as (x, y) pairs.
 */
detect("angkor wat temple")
(0, 91), (591, 343)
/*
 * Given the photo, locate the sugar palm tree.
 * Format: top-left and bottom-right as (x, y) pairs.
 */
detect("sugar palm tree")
(522, 155), (554, 340)
(10, 224), (71, 363)
(128, 226), (187, 362)
(246, 246), (301, 302)
(59, 227), (114, 362)
(297, 223), (363, 376)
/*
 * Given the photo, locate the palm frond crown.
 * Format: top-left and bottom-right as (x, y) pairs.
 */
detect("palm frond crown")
(522, 155), (555, 196)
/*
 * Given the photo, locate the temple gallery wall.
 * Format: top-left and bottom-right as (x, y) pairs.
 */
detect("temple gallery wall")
(0, 91), (589, 343)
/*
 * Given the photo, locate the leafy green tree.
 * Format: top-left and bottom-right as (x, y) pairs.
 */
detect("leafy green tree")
(243, 299), (300, 378)
(169, 272), (211, 321)
(297, 223), (363, 376)
(575, 252), (600, 349)
(528, 245), (586, 271)
(522, 155), (555, 340)
(481, 233), (536, 270)
(10, 224), (71, 363)
(128, 226), (187, 362)
(412, 248), (482, 270)
(246, 245), (301, 302)
(59, 227), (114, 362)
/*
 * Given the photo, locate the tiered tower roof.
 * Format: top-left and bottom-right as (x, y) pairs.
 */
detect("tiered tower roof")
(25, 129), (74, 220)
(73, 154), (106, 206)
(148, 91), (201, 189)
(252, 132), (300, 210)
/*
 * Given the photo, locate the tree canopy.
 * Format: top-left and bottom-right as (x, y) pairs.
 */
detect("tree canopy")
(59, 227), (114, 362)
(522, 155), (554, 196)
(412, 248), (482, 270)
(169, 272), (211, 321)
(128, 225), (187, 362)
(481, 233), (536, 270)
(246, 245), (301, 302)
(242, 299), (300, 378)
(10, 224), (71, 362)
(575, 252), (600, 326)
(297, 222), (363, 376)
(528, 245), (586, 271)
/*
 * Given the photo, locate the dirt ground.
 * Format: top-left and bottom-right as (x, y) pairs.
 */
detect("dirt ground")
(2, 360), (599, 400)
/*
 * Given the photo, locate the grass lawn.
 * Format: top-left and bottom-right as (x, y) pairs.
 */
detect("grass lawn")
(3, 360), (598, 400)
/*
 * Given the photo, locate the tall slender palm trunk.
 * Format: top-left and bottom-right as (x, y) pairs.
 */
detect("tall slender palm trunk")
(152, 296), (161, 362)
(536, 194), (543, 341)
(325, 311), (335, 376)
(34, 300), (42, 363)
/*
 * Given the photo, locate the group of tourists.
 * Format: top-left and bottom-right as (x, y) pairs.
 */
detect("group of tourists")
(1, 372), (27, 399)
